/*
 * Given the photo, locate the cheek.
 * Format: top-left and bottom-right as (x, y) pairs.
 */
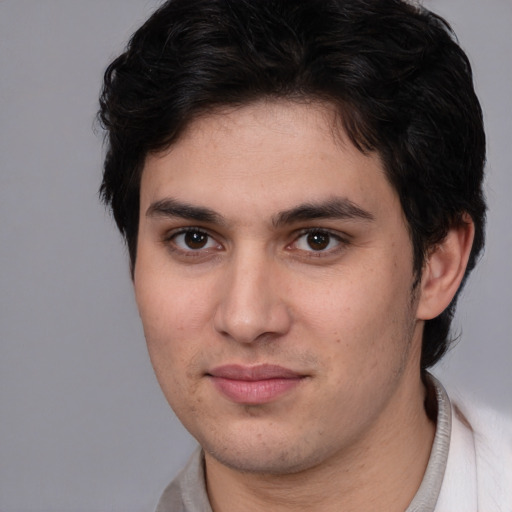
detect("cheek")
(292, 264), (414, 367)
(134, 268), (213, 381)
(295, 269), (392, 333)
(135, 263), (211, 334)
(135, 274), (211, 419)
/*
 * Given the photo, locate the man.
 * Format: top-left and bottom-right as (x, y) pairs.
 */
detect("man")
(98, 0), (511, 510)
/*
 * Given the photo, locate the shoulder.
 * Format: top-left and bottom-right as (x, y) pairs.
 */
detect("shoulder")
(432, 376), (512, 511)
(451, 394), (512, 509)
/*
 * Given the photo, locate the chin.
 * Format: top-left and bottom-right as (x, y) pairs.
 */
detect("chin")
(208, 447), (317, 475)
(198, 425), (329, 476)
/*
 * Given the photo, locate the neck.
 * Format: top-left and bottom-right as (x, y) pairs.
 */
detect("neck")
(205, 354), (435, 512)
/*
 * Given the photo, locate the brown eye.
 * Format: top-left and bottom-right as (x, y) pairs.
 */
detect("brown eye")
(184, 230), (209, 249)
(172, 229), (218, 251)
(293, 229), (343, 254)
(306, 232), (330, 251)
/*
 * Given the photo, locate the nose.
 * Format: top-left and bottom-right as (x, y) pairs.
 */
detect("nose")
(213, 248), (292, 344)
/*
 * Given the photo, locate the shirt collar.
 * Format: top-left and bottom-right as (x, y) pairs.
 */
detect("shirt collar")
(405, 374), (452, 512)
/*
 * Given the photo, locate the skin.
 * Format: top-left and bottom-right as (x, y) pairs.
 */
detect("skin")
(134, 100), (473, 511)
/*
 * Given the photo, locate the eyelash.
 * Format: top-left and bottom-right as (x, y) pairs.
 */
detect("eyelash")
(289, 229), (349, 257)
(163, 227), (222, 257)
(162, 227), (349, 259)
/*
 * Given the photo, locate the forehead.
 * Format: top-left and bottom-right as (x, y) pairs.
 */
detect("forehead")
(140, 99), (398, 221)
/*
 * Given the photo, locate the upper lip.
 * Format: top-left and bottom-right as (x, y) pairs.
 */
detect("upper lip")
(207, 364), (304, 381)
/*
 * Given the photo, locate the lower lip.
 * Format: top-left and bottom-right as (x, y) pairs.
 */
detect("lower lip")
(210, 377), (303, 404)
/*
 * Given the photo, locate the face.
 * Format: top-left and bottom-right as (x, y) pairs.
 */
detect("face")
(134, 100), (425, 475)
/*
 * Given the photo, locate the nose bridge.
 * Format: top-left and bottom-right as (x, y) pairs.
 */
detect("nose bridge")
(214, 242), (290, 343)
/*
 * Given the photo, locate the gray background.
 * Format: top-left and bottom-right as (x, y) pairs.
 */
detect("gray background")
(1, 1), (510, 511)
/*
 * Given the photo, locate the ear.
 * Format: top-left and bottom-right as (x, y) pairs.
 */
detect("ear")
(416, 215), (475, 321)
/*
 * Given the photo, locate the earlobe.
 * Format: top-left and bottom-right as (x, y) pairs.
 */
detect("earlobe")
(416, 215), (475, 320)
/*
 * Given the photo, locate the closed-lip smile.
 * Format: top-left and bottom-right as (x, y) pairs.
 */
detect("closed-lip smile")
(207, 364), (306, 404)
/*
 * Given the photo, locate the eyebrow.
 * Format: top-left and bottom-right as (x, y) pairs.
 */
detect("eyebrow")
(272, 197), (374, 227)
(146, 196), (374, 227)
(146, 198), (226, 225)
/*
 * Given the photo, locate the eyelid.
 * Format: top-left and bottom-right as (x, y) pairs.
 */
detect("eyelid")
(288, 228), (350, 255)
(161, 225), (350, 258)
(163, 226), (224, 254)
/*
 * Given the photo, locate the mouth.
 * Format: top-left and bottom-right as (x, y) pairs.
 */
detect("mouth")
(206, 364), (306, 405)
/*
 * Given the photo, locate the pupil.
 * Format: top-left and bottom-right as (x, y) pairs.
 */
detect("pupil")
(185, 231), (208, 249)
(307, 232), (329, 251)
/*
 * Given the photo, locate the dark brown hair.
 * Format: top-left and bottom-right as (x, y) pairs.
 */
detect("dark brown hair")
(99, 0), (486, 369)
